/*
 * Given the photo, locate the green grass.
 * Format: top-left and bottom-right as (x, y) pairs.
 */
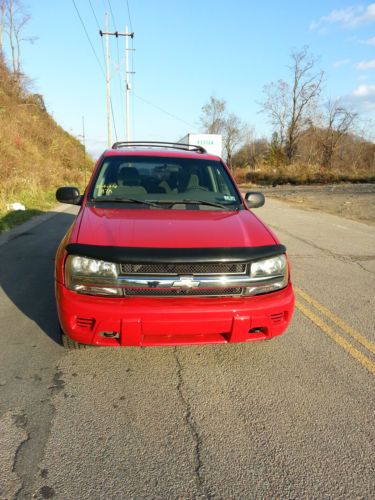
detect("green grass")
(0, 190), (57, 233)
(0, 209), (45, 233)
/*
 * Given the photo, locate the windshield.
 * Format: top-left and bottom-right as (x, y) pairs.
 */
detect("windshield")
(89, 155), (242, 210)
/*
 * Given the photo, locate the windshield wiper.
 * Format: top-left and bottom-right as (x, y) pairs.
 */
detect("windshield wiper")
(151, 199), (237, 210)
(91, 197), (160, 208)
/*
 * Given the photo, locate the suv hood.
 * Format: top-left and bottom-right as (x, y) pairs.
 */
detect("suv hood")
(73, 207), (276, 249)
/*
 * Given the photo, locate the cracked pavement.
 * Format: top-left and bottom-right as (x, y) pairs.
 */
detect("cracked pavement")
(0, 410), (28, 499)
(0, 199), (374, 499)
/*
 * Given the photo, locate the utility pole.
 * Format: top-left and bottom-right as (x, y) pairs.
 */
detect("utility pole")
(82, 116), (87, 186)
(99, 24), (134, 142)
(100, 14), (112, 147)
(125, 25), (131, 141)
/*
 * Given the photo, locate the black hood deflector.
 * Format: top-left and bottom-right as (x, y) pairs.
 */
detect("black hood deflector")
(66, 243), (287, 264)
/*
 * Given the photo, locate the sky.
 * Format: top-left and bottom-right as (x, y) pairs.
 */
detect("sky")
(3, 0), (375, 157)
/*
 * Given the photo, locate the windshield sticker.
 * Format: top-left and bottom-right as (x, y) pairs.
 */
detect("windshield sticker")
(223, 195), (236, 201)
(95, 183), (118, 195)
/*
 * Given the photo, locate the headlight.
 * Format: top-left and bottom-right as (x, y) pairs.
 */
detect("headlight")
(65, 255), (122, 296)
(69, 256), (118, 277)
(244, 254), (288, 295)
(251, 255), (287, 278)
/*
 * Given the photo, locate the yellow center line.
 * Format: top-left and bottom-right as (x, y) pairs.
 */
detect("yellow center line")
(296, 300), (375, 376)
(295, 287), (375, 357)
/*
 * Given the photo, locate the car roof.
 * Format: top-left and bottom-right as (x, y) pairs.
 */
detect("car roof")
(102, 148), (220, 161)
(100, 141), (222, 162)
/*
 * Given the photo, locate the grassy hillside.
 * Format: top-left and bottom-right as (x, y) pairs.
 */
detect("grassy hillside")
(0, 56), (93, 232)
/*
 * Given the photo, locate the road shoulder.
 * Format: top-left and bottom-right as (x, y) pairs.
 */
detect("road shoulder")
(0, 204), (72, 248)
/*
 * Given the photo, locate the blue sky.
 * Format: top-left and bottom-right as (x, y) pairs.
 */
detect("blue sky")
(4, 0), (375, 157)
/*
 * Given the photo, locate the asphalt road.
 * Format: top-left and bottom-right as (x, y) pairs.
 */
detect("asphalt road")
(0, 200), (374, 499)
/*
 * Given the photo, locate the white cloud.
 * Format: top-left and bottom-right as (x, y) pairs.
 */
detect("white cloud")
(356, 59), (375, 70)
(361, 36), (375, 45)
(333, 59), (350, 68)
(348, 84), (375, 113)
(353, 84), (375, 96)
(311, 3), (375, 30)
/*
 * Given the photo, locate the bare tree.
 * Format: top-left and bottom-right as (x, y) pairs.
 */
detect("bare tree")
(261, 80), (289, 147)
(261, 47), (323, 163)
(315, 100), (358, 168)
(223, 113), (248, 170)
(5, 0), (15, 71)
(0, 0), (6, 53)
(14, 11), (35, 74)
(200, 96), (227, 134)
(201, 95), (249, 169)
(5, 0), (35, 75)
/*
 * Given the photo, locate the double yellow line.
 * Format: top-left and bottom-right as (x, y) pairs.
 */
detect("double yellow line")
(295, 287), (375, 376)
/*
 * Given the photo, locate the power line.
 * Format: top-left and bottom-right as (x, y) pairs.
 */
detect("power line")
(134, 94), (195, 128)
(107, 0), (117, 30)
(126, 0), (135, 135)
(71, 0), (105, 78)
(110, 97), (118, 141)
(72, 0), (118, 142)
(88, 0), (106, 63)
(107, 0), (126, 135)
(88, 0), (101, 31)
(126, 0), (133, 33)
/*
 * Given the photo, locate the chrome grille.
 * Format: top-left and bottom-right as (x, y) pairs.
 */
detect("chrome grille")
(125, 287), (243, 297)
(120, 263), (247, 275)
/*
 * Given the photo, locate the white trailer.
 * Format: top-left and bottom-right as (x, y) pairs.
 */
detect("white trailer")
(178, 134), (222, 157)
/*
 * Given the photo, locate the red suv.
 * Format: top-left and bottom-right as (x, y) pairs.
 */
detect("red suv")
(55, 142), (294, 348)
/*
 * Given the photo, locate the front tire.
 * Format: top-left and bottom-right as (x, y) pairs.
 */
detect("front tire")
(60, 327), (91, 350)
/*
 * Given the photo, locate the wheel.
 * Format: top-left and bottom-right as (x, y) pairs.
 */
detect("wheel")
(60, 327), (91, 350)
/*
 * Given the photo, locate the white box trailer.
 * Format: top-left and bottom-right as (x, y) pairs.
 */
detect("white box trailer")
(178, 134), (222, 157)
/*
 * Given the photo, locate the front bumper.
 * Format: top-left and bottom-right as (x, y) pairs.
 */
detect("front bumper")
(56, 282), (295, 346)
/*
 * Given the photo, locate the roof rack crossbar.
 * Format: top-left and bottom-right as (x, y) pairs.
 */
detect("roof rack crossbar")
(111, 141), (207, 154)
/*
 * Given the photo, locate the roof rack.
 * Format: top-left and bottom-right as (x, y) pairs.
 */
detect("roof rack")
(111, 141), (207, 154)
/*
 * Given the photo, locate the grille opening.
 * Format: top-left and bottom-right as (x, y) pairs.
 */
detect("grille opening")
(100, 331), (120, 339)
(125, 287), (243, 297)
(76, 317), (95, 329)
(270, 312), (285, 324)
(120, 262), (247, 275)
(249, 327), (267, 334)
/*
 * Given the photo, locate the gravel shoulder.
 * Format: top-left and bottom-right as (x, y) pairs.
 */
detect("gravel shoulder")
(242, 183), (375, 226)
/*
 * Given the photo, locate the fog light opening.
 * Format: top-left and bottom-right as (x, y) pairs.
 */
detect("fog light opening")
(100, 331), (120, 339)
(249, 327), (266, 334)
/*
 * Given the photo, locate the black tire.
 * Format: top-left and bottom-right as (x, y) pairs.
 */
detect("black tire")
(60, 327), (91, 350)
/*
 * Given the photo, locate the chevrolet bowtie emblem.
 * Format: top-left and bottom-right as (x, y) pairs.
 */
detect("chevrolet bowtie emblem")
(172, 276), (200, 289)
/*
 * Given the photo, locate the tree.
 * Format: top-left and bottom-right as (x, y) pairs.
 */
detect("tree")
(4, 0), (36, 75)
(314, 100), (358, 168)
(261, 47), (323, 163)
(261, 80), (289, 148)
(200, 96), (249, 170)
(222, 113), (248, 170)
(200, 96), (227, 134)
(233, 136), (269, 170)
(0, 0), (5, 53)
(267, 132), (286, 167)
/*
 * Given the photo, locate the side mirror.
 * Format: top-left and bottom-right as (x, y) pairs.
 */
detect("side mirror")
(56, 186), (81, 205)
(245, 191), (265, 209)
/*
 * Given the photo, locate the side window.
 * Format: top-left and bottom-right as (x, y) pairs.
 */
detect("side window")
(94, 161), (110, 197)
(214, 167), (231, 195)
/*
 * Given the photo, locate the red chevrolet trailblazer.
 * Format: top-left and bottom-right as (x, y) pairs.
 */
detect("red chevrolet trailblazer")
(55, 141), (294, 348)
